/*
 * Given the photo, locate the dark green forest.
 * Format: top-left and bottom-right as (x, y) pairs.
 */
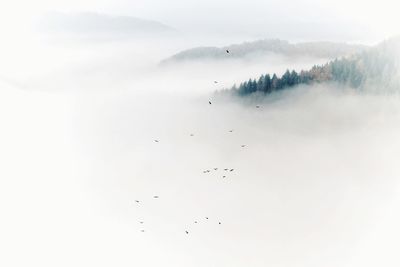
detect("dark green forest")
(229, 38), (400, 96)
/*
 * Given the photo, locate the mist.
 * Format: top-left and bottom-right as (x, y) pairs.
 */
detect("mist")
(2, 3), (400, 267)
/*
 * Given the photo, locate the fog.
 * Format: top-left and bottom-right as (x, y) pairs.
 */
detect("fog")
(2, 3), (400, 267)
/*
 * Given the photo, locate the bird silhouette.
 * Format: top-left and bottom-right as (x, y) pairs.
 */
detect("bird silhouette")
(241, 145), (246, 147)
(154, 140), (159, 143)
(209, 101), (212, 105)
(205, 217), (209, 220)
(256, 105), (260, 108)
(230, 169), (234, 172)
(214, 81), (218, 83)
(226, 49), (230, 53)
(229, 130), (233, 132)
(185, 231), (189, 234)
(153, 196), (159, 199)
(218, 222), (222, 225)
(222, 176), (226, 178)
(214, 168), (218, 170)
(135, 200), (140, 203)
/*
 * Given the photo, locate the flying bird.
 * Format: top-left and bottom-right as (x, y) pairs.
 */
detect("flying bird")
(256, 105), (260, 108)
(214, 81), (218, 84)
(224, 168), (228, 171)
(185, 231), (189, 234)
(209, 101), (212, 105)
(153, 196), (159, 199)
(241, 145), (246, 147)
(218, 222), (222, 225)
(226, 49), (230, 53)
(154, 140), (159, 143)
(222, 176), (226, 178)
(141, 230), (145, 232)
(214, 168), (218, 170)
(135, 200), (140, 203)
(230, 169), (234, 172)
(205, 217), (209, 220)
(194, 221), (198, 224)
(229, 130), (233, 132)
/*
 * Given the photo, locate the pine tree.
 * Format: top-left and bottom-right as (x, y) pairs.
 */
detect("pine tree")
(264, 74), (271, 93)
(256, 75), (264, 92)
(271, 74), (279, 90)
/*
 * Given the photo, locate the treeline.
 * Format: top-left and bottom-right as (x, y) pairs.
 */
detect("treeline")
(161, 39), (367, 65)
(232, 38), (400, 96)
(234, 60), (346, 96)
(235, 69), (317, 95)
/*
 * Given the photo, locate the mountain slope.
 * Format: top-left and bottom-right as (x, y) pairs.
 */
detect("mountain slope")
(223, 37), (400, 96)
(39, 12), (178, 37)
(161, 39), (367, 64)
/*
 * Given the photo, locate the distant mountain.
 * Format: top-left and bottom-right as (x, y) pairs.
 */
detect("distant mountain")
(222, 37), (400, 96)
(39, 12), (178, 37)
(161, 39), (367, 64)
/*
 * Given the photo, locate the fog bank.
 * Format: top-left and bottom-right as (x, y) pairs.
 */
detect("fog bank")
(1, 17), (400, 267)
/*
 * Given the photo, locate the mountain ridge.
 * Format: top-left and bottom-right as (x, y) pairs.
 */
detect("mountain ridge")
(219, 37), (400, 97)
(38, 12), (178, 37)
(161, 39), (368, 65)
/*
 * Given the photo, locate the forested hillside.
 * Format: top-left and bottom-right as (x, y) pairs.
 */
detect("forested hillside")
(161, 39), (367, 64)
(227, 38), (400, 96)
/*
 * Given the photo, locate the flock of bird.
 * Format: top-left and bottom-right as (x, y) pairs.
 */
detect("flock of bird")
(132, 195), (223, 234)
(202, 167), (236, 180)
(134, 48), (260, 235)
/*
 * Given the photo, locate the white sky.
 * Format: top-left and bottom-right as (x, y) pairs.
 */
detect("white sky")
(0, 0), (399, 42)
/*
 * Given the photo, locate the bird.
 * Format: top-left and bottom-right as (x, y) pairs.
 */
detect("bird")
(209, 101), (212, 105)
(218, 222), (222, 225)
(226, 49), (230, 53)
(222, 176), (226, 178)
(214, 168), (218, 170)
(229, 130), (233, 132)
(230, 169), (234, 172)
(241, 145), (246, 147)
(135, 200), (140, 203)
(214, 81), (218, 84)
(256, 105), (260, 108)
(141, 230), (145, 232)
(139, 221), (144, 224)
(205, 217), (209, 220)
(224, 168), (228, 171)
(154, 140), (159, 143)
(153, 196), (159, 199)
(194, 221), (198, 224)
(185, 231), (189, 234)
(190, 134), (194, 136)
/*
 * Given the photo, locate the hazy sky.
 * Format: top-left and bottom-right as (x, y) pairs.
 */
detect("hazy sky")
(1, 0), (399, 42)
